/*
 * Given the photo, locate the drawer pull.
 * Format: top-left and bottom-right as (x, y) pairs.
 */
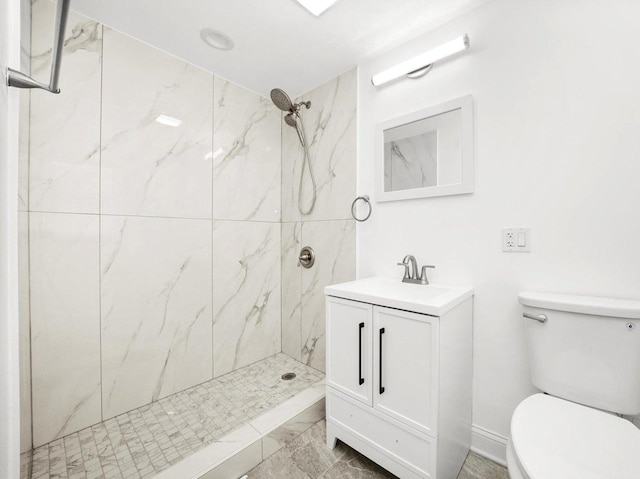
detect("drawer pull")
(379, 327), (385, 394)
(358, 322), (365, 385)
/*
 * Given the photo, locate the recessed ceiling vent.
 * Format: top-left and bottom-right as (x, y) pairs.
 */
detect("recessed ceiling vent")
(200, 28), (234, 51)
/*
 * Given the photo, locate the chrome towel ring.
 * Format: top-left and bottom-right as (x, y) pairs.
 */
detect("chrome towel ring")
(351, 195), (372, 222)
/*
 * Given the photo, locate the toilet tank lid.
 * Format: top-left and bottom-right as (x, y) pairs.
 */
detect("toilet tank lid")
(518, 292), (640, 319)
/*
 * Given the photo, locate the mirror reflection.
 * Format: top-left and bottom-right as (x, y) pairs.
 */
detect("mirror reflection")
(383, 108), (462, 192)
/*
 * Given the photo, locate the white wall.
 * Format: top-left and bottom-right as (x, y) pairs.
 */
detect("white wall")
(357, 0), (640, 461)
(0, 0), (22, 475)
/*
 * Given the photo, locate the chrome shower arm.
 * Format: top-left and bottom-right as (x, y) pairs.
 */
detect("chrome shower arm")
(6, 0), (71, 94)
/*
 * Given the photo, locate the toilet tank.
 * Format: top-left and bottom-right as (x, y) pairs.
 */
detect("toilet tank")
(519, 292), (640, 416)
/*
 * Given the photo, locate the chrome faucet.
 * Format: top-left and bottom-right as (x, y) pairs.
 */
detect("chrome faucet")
(397, 255), (435, 285)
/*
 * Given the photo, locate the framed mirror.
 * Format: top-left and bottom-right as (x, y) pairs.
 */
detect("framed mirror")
(376, 95), (473, 202)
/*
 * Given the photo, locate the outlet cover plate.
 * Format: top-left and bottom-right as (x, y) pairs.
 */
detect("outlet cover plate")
(502, 227), (530, 252)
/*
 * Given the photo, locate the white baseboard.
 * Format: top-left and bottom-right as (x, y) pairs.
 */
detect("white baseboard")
(470, 424), (508, 467)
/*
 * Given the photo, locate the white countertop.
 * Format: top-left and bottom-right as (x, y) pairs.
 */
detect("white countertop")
(324, 276), (474, 316)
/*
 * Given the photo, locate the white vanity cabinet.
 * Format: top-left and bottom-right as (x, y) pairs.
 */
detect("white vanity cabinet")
(324, 277), (473, 479)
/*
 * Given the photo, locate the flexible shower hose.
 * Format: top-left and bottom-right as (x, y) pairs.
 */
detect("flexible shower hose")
(294, 114), (317, 215)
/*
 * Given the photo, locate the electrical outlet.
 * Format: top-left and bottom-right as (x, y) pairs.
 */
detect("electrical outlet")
(505, 231), (516, 248)
(502, 227), (530, 252)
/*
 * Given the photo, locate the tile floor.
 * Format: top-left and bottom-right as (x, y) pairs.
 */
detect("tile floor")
(23, 354), (324, 479)
(246, 420), (510, 479)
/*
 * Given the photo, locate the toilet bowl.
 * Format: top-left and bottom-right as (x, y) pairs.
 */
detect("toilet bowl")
(507, 394), (640, 479)
(509, 292), (640, 479)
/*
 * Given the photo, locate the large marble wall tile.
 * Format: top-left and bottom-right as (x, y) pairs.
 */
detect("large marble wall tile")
(30, 212), (101, 447)
(301, 220), (355, 371)
(281, 105), (304, 223)
(18, 90), (29, 211)
(301, 69), (357, 221)
(213, 78), (281, 222)
(29, 1), (101, 214)
(101, 29), (213, 219)
(281, 69), (356, 222)
(281, 222), (302, 361)
(101, 216), (213, 418)
(212, 221), (281, 377)
(19, 212), (31, 452)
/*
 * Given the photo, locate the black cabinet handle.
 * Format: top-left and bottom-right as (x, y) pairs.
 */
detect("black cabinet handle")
(358, 322), (365, 385)
(379, 327), (385, 394)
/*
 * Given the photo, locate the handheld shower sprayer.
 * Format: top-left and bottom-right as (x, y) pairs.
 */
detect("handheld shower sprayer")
(270, 88), (317, 215)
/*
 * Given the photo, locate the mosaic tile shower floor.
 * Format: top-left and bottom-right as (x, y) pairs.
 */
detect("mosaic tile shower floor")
(22, 354), (324, 479)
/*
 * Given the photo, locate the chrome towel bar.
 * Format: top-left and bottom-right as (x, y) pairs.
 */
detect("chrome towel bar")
(6, 0), (71, 94)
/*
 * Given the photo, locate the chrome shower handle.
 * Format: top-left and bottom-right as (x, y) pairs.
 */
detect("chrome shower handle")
(298, 246), (315, 268)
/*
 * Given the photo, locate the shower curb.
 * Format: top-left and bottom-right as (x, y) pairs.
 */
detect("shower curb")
(154, 379), (326, 479)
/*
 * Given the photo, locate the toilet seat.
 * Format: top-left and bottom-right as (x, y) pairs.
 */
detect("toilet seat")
(510, 394), (640, 479)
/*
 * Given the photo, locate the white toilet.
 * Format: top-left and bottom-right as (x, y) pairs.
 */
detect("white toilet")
(507, 292), (640, 479)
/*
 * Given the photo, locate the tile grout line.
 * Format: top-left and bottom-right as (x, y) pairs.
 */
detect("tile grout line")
(24, 12), (35, 465)
(119, 410), (154, 477)
(25, 208), (351, 224)
(211, 73), (215, 385)
(86, 423), (106, 479)
(98, 21), (105, 427)
(135, 405), (176, 472)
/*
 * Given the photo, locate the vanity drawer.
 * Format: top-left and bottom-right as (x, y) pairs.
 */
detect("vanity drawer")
(327, 389), (435, 478)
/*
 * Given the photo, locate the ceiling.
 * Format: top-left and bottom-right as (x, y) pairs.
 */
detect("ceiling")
(71, 0), (489, 98)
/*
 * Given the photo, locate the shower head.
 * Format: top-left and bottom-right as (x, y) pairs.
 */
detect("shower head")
(284, 113), (297, 128)
(270, 88), (294, 112)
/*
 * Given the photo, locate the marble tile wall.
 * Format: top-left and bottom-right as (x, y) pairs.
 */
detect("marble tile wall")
(29, 0), (102, 214)
(101, 216), (213, 418)
(212, 221), (281, 377)
(24, 1), (355, 452)
(27, 1), (105, 449)
(212, 78), (281, 222)
(281, 222), (302, 362)
(281, 69), (357, 223)
(24, 3), (283, 449)
(18, 0), (31, 458)
(18, 211), (31, 454)
(101, 28), (213, 219)
(300, 221), (356, 370)
(281, 220), (356, 371)
(280, 69), (358, 371)
(29, 212), (102, 447)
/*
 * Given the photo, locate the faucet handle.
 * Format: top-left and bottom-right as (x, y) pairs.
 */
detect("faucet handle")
(419, 265), (436, 285)
(397, 262), (410, 280)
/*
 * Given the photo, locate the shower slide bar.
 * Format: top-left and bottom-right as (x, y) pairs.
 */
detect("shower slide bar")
(6, 0), (71, 94)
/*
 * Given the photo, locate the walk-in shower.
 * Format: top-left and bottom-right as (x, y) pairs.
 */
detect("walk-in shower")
(270, 88), (317, 215)
(14, 0), (357, 475)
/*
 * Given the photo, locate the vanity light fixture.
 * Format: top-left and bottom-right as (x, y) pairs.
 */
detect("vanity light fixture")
(371, 34), (470, 87)
(295, 0), (340, 16)
(155, 115), (183, 127)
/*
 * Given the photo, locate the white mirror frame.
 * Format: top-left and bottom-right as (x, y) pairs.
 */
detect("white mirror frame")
(375, 94), (474, 202)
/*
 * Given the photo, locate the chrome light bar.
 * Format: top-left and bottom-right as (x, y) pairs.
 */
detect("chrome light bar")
(371, 34), (470, 87)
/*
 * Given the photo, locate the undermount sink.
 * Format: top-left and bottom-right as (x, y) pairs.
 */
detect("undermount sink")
(324, 276), (473, 316)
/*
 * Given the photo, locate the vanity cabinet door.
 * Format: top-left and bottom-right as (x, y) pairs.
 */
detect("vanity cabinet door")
(326, 297), (373, 406)
(373, 306), (439, 437)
